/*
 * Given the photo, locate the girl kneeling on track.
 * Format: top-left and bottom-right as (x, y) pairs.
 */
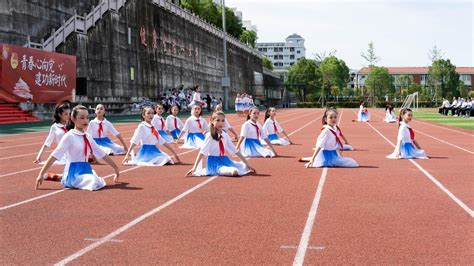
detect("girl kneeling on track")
(303, 109), (358, 168)
(186, 111), (255, 177)
(87, 104), (128, 155)
(151, 104), (174, 144)
(177, 105), (209, 149)
(387, 108), (428, 159)
(35, 105), (120, 191)
(236, 107), (277, 158)
(165, 105), (184, 141)
(262, 107), (293, 146)
(122, 107), (181, 166)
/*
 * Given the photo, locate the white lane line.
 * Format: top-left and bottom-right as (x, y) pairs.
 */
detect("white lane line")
(0, 152), (41, 161)
(293, 167), (328, 266)
(414, 118), (473, 137)
(371, 112), (474, 155)
(361, 111), (474, 218)
(0, 167), (43, 178)
(84, 238), (123, 243)
(281, 245), (325, 250)
(54, 175), (219, 265)
(0, 110), (321, 211)
(52, 110), (323, 265)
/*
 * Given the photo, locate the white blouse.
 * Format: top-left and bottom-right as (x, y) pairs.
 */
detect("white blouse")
(240, 120), (267, 139)
(44, 123), (68, 147)
(182, 116), (209, 133)
(52, 129), (106, 162)
(192, 92), (201, 102)
(151, 115), (168, 131)
(130, 122), (166, 146)
(165, 115), (184, 131)
(199, 131), (238, 156)
(316, 125), (339, 150)
(397, 122), (414, 143)
(262, 118), (283, 135)
(359, 105), (364, 111)
(87, 118), (119, 138)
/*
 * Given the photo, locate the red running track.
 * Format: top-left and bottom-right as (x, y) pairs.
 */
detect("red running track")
(0, 108), (472, 264)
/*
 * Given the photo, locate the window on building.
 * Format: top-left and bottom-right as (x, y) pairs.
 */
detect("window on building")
(290, 62), (294, 66)
(290, 55), (295, 59)
(290, 47), (294, 52)
(130, 66), (135, 81)
(127, 27), (131, 45)
(297, 50), (301, 54)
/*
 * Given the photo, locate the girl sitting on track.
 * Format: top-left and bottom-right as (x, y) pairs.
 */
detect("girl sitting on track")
(210, 104), (239, 141)
(165, 105), (184, 141)
(186, 111), (256, 177)
(35, 105), (120, 191)
(387, 108), (428, 159)
(261, 107), (293, 146)
(383, 105), (397, 123)
(177, 105), (209, 149)
(303, 109), (358, 168)
(87, 104), (128, 155)
(122, 107), (181, 166)
(34, 103), (71, 165)
(357, 100), (370, 122)
(236, 107), (277, 158)
(151, 104), (174, 144)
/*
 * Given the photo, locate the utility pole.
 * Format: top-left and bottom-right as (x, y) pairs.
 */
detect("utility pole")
(221, 0), (230, 110)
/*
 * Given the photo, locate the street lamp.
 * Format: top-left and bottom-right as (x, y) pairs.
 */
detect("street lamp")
(221, 0), (230, 110)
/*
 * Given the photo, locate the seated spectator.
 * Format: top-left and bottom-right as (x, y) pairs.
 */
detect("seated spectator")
(453, 98), (464, 116)
(446, 96), (458, 116)
(438, 98), (450, 115)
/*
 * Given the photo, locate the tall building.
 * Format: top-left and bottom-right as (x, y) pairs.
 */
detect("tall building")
(256, 34), (306, 73)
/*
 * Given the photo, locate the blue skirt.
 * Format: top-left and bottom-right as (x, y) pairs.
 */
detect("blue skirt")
(61, 162), (106, 191)
(158, 130), (174, 143)
(93, 137), (125, 155)
(400, 142), (427, 159)
(170, 129), (181, 139)
(309, 150), (358, 168)
(181, 132), (205, 149)
(200, 155), (250, 176)
(242, 138), (274, 157)
(262, 133), (290, 146)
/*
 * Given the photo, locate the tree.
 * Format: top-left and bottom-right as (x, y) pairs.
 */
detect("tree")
(361, 41), (380, 67)
(428, 59), (460, 98)
(319, 56), (350, 101)
(285, 58), (321, 102)
(428, 45), (444, 62)
(314, 50), (337, 66)
(240, 30), (257, 48)
(364, 66), (394, 102)
(261, 57), (273, 70)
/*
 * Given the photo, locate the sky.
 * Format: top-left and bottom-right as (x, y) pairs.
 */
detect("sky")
(226, 0), (473, 70)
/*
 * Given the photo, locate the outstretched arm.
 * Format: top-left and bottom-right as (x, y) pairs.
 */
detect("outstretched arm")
(35, 155), (58, 189)
(186, 153), (204, 176)
(162, 143), (181, 163)
(122, 143), (137, 164)
(235, 151), (256, 173)
(116, 134), (128, 151)
(281, 130), (294, 144)
(306, 147), (321, 168)
(34, 145), (48, 163)
(264, 138), (278, 156)
(102, 155), (120, 183)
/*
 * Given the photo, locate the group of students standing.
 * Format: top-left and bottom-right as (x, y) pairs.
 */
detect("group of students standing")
(234, 93), (255, 117)
(34, 97), (428, 191)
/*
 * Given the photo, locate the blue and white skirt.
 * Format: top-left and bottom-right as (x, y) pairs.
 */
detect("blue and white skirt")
(192, 155), (251, 176)
(261, 133), (290, 146)
(170, 129), (181, 140)
(93, 137), (126, 155)
(158, 130), (174, 143)
(387, 142), (428, 159)
(235, 103), (244, 111)
(180, 132), (205, 149)
(358, 111), (370, 122)
(125, 144), (174, 166)
(61, 162), (106, 191)
(241, 138), (275, 158)
(340, 144), (354, 151)
(384, 114), (397, 123)
(307, 150), (358, 168)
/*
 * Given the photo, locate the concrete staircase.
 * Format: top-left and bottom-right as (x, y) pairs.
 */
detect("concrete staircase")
(0, 104), (40, 124)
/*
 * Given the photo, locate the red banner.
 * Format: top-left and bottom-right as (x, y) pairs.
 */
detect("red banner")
(0, 44), (76, 103)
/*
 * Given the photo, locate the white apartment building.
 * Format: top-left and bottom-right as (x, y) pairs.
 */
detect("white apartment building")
(256, 34), (306, 73)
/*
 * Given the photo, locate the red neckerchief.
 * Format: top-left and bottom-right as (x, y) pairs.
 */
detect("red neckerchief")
(83, 135), (93, 161)
(407, 127), (415, 140)
(151, 126), (160, 140)
(98, 121), (103, 138)
(273, 121), (278, 133)
(60, 126), (68, 134)
(250, 122), (260, 138)
(218, 135), (225, 157)
(322, 127), (343, 149)
(160, 117), (165, 130)
(364, 108), (368, 112)
(174, 117), (178, 129)
(196, 119), (202, 130)
(336, 125), (344, 138)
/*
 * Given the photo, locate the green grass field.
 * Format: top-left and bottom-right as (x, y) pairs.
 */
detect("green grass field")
(413, 109), (474, 131)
